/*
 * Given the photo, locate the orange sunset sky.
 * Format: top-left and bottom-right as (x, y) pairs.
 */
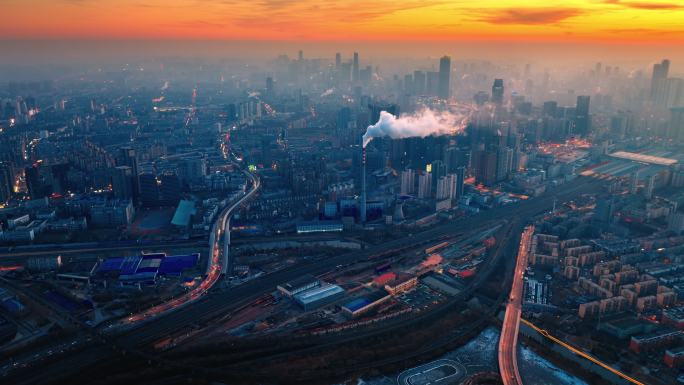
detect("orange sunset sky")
(2, 0), (684, 43)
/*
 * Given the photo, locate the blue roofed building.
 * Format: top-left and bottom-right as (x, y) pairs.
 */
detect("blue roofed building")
(341, 289), (391, 318)
(94, 252), (200, 286)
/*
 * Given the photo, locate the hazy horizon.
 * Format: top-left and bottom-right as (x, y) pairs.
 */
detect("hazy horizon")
(1, 39), (683, 82)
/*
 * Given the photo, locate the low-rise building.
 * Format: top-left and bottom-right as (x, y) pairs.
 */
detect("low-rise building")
(663, 306), (684, 329)
(629, 328), (682, 354)
(341, 289), (391, 318)
(664, 346), (684, 368)
(277, 275), (320, 298)
(90, 199), (135, 227)
(294, 284), (345, 311)
(384, 273), (418, 295)
(296, 221), (343, 234)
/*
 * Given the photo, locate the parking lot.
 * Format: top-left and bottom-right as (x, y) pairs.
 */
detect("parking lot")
(396, 284), (444, 310)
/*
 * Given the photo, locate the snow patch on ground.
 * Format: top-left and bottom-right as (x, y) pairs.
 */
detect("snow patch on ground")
(518, 344), (588, 385)
(361, 326), (588, 385)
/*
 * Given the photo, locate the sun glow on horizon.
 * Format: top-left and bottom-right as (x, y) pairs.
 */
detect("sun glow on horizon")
(2, 0), (684, 44)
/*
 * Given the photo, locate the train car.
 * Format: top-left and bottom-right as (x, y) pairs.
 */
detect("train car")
(425, 241), (449, 255)
(374, 262), (391, 275)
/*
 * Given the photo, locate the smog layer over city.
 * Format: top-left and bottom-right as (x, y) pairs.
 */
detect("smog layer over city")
(1, 1), (684, 385)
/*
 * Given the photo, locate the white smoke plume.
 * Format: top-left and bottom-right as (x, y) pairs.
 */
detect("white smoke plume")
(320, 88), (334, 97)
(362, 109), (468, 148)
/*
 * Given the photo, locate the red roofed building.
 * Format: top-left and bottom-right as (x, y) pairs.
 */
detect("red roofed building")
(458, 268), (476, 279)
(421, 254), (443, 268)
(373, 272), (397, 287)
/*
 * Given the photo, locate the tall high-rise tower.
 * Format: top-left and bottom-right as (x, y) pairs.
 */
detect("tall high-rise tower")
(112, 166), (134, 201)
(492, 79), (504, 105)
(438, 56), (451, 99)
(0, 162), (13, 204)
(651, 59), (670, 99)
(117, 147), (139, 202)
(575, 95), (591, 137)
(353, 52), (360, 82)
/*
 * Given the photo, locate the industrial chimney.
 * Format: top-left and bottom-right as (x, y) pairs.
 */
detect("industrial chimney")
(360, 146), (367, 223)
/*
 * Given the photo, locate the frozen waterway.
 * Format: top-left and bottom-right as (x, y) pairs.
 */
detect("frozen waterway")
(360, 327), (587, 385)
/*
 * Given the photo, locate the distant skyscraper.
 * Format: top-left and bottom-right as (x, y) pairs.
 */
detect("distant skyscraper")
(138, 173), (159, 207)
(400, 169), (415, 195)
(438, 56), (451, 99)
(455, 166), (466, 198)
(266, 77), (274, 95)
(670, 107), (684, 141)
(159, 172), (181, 206)
(0, 162), (13, 204)
(24, 163), (50, 199)
(404, 74), (413, 95)
(651, 59), (670, 99)
(594, 196), (614, 224)
(360, 65), (372, 84)
(336, 107), (353, 133)
(112, 166), (134, 201)
(335, 53), (341, 70)
(117, 147), (139, 201)
(298, 50), (304, 61)
(575, 95), (591, 136)
(447, 173), (458, 200)
(496, 147), (513, 182)
(473, 150), (497, 186)
(443, 146), (460, 173)
(427, 71), (439, 95)
(654, 77), (684, 108)
(413, 70), (426, 95)
(492, 79), (504, 105)
(417, 172), (432, 199)
(542, 101), (558, 117)
(436, 176), (450, 200)
(430, 160), (447, 190)
(352, 52), (359, 82)
(435, 174), (458, 201)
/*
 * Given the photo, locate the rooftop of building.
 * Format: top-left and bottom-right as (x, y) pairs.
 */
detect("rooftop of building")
(373, 272), (397, 286)
(294, 283), (344, 304)
(666, 345), (684, 356)
(385, 273), (417, 288)
(609, 151), (678, 166)
(279, 274), (319, 291)
(631, 327), (681, 342)
(664, 306), (684, 321)
(171, 199), (196, 227)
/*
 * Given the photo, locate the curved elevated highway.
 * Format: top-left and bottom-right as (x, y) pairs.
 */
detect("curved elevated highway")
(498, 225), (534, 385)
